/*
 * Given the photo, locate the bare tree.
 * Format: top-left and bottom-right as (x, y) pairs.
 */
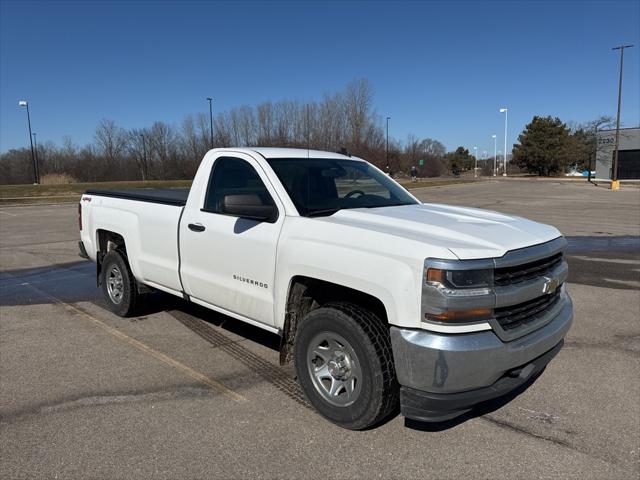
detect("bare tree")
(256, 101), (274, 145)
(237, 105), (256, 146)
(344, 78), (375, 148)
(195, 112), (211, 150)
(94, 119), (127, 163)
(126, 128), (150, 181)
(213, 112), (232, 147)
(146, 121), (178, 180)
(180, 115), (207, 161)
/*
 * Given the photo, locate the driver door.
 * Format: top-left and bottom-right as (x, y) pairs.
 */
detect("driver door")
(179, 155), (284, 327)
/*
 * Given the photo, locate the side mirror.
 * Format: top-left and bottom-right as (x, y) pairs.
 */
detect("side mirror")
(222, 194), (278, 223)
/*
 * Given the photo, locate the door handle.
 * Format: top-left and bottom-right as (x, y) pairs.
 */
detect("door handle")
(188, 223), (206, 232)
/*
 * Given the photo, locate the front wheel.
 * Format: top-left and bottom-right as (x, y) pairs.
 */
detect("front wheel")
(101, 250), (141, 317)
(294, 302), (398, 430)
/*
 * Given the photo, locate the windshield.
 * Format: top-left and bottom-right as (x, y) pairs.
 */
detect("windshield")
(266, 158), (419, 217)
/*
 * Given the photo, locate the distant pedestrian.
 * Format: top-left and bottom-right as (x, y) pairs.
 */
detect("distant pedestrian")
(410, 166), (417, 182)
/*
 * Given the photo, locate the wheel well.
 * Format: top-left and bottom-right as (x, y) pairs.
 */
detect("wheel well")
(97, 229), (126, 255)
(279, 276), (388, 365)
(96, 230), (127, 286)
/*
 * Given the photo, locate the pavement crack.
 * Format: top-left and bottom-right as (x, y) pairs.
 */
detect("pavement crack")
(481, 414), (573, 449)
(481, 414), (631, 470)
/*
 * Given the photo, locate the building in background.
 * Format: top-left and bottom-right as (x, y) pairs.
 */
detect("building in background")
(595, 128), (640, 180)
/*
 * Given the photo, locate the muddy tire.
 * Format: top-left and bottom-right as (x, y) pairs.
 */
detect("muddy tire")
(101, 250), (141, 317)
(294, 302), (399, 430)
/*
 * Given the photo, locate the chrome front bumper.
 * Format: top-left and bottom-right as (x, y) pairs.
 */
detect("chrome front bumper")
(390, 292), (572, 420)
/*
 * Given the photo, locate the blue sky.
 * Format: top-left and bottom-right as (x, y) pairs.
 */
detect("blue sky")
(1, 0), (639, 156)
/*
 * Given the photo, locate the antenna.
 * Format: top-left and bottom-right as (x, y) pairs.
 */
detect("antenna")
(338, 147), (351, 157)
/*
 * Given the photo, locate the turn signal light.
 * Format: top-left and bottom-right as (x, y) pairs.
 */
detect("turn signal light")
(425, 308), (493, 323)
(426, 268), (446, 284)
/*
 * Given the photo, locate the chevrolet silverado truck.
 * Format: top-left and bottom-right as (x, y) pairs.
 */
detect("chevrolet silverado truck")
(78, 147), (572, 430)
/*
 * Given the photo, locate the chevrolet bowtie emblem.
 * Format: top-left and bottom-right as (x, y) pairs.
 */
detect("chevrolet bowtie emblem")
(543, 277), (560, 294)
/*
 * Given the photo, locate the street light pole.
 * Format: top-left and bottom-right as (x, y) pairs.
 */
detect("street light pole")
(32, 133), (39, 178)
(18, 100), (39, 184)
(386, 116), (391, 169)
(500, 108), (508, 176)
(140, 133), (148, 181)
(473, 146), (478, 178)
(492, 134), (497, 176)
(611, 44), (633, 185)
(207, 97), (214, 150)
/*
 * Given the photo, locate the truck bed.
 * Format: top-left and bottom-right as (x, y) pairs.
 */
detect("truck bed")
(85, 188), (190, 206)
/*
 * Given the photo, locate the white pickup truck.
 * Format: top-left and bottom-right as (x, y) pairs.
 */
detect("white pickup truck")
(79, 147), (572, 429)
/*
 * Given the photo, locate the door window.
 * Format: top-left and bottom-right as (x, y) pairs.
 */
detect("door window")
(203, 157), (275, 213)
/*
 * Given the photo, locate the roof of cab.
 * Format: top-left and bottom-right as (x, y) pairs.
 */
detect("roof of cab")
(209, 147), (361, 160)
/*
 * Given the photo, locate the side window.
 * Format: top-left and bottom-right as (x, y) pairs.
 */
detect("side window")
(203, 157), (275, 213)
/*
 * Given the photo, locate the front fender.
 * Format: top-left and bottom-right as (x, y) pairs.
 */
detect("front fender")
(275, 226), (426, 330)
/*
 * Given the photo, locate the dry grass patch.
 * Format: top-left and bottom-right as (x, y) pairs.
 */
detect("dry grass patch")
(40, 173), (79, 185)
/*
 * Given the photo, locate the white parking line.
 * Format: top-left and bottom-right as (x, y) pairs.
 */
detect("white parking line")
(23, 282), (248, 404)
(0, 210), (17, 217)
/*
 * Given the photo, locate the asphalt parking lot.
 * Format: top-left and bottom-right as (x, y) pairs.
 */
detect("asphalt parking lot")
(1, 179), (639, 479)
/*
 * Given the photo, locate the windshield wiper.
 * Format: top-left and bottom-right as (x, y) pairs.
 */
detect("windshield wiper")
(307, 208), (342, 217)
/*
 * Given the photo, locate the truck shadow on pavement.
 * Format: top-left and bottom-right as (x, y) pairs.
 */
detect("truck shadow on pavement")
(0, 259), (281, 353)
(168, 299), (282, 351)
(0, 260), (97, 306)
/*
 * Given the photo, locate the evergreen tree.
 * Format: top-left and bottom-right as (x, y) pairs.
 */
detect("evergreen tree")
(445, 147), (475, 173)
(512, 116), (574, 176)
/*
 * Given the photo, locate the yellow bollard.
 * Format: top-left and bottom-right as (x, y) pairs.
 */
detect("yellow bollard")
(610, 180), (621, 190)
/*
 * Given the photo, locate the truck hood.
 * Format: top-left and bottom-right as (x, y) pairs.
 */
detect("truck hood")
(320, 203), (562, 260)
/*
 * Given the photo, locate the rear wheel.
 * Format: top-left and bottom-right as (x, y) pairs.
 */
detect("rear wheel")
(294, 302), (398, 430)
(101, 250), (141, 317)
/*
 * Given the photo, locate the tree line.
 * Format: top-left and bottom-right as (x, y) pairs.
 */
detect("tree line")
(1, 79), (448, 185)
(1, 77), (611, 184)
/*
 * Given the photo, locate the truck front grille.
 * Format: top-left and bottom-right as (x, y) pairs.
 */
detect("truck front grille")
(494, 288), (562, 331)
(494, 253), (563, 287)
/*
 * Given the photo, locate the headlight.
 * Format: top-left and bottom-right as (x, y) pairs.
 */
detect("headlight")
(422, 264), (495, 327)
(426, 267), (493, 296)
